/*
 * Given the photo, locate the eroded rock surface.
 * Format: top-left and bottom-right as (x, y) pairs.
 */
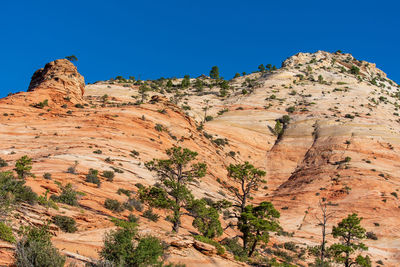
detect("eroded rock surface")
(0, 51), (400, 266)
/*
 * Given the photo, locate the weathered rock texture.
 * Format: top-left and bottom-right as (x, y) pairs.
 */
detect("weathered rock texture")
(28, 59), (85, 101)
(0, 51), (399, 266)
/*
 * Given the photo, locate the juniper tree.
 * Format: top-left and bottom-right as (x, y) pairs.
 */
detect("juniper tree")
(330, 213), (371, 267)
(145, 146), (206, 233)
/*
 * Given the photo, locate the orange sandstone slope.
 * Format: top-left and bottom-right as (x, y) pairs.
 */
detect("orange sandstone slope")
(0, 51), (400, 266)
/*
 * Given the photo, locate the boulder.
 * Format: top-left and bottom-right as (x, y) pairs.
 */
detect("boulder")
(193, 240), (217, 255)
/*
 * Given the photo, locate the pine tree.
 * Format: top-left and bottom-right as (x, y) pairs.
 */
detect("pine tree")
(330, 213), (371, 267)
(14, 156), (32, 179)
(210, 66), (220, 79)
(226, 162), (266, 215)
(145, 146), (206, 233)
(239, 202), (280, 255)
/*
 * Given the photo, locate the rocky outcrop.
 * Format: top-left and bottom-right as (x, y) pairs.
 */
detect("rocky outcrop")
(28, 59), (85, 102)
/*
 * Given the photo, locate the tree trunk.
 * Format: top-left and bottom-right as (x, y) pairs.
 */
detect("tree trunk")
(321, 222), (326, 263)
(243, 232), (248, 250)
(248, 240), (258, 257)
(172, 208), (180, 233)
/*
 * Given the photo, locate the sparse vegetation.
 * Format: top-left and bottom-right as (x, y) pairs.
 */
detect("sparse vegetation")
(102, 170), (115, 181)
(143, 208), (160, 222)
(104, 198), (125, 212)
(50, 183), (79, 206)
(86, 168), (101, 187)
(52, 215), (77, 233)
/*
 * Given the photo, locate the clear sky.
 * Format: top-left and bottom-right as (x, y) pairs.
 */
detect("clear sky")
(1, 0), (399, 97)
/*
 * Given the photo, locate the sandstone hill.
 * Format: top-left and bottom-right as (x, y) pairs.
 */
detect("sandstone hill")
(0, 51), (399, 266)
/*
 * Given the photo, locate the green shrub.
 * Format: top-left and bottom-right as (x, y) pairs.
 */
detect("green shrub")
(86, 169), (101, 187)
(350, 65), (360, 75)
(0, 222), (15, 243)
(104, 199), (125, 212)
(154, 124), (164, 132)
(102, 171), (115, 181)
(67, 166), (76, 174)
(0, 171), (37, 204)
(117, 188), (132, 197)
(124, 198), (143, 212)
(50, 183), (79, 206)
(135, 183), (144, 189)
(37, 192), (58, 210)
(221, 237), (247, 261)
(127, 214), (139, 223)
(143, 209), (159, 222)
(130, 150), (140, 157)
(131, 236), (164, 266)
(100, 227), (136, 265)
(205, 115), (213, 122)
(283, 241), (296, 251)
(0, 158), (8, 167)
(100, 220), (164, 267)
(52, 215), (77, 233)
(286, 106), (295, 113)
(366, 231), (378, 240)
(15, 224), (66, 267)
(43, 173), (52, 180)
(93, 150), (102, 154)
(32, 99), (49, 109)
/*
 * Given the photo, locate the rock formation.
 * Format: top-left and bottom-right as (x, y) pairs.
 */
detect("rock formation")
(0, 51), (399, 266)
(28, 59), (85, 101)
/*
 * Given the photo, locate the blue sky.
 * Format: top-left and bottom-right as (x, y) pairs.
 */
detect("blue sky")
(1, 0), (399, 97)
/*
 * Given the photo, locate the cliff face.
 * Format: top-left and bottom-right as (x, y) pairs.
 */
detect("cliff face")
(0, 51), (400, 266)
